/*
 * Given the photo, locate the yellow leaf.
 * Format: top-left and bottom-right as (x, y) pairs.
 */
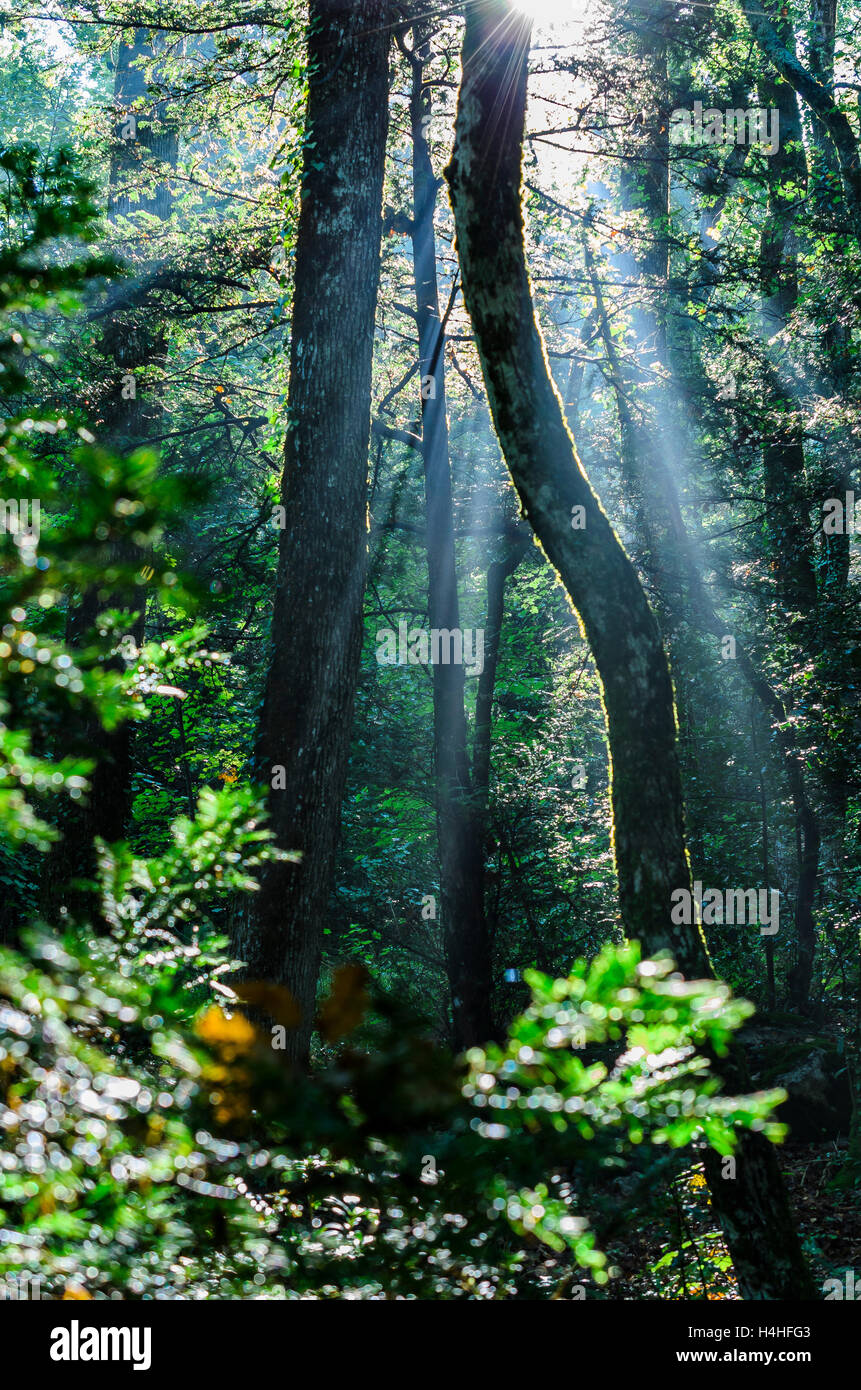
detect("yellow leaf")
(195, 1004), (257, 1051)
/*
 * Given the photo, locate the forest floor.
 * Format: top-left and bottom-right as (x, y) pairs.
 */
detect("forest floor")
(561, 1144), (859, 1299)
(783, 1142), (859, 1284)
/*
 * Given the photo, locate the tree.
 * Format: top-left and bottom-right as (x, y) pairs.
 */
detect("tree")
(447, 0), (815, 1299)
(394, 18), (494, 1048)
(234, 0), (392, 1061)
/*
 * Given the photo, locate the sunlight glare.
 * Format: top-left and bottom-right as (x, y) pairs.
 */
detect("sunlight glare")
(512, 0), (588, 25)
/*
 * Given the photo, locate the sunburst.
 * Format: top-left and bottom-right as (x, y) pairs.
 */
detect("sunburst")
(511, 0), (590, 25)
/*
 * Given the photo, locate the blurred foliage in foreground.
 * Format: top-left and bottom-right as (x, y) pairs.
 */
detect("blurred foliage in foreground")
(1, 893), (784, 1299)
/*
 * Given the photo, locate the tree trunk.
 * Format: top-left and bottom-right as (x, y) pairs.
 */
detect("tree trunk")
(401, 20), (495, 1048)
(233, 1), (391, 1063)
(758, 47), (817, 617)
(757, 47), (820, 1009)
(804, 0), (858, 841)
(447, 0), (815, 1300)
(448, 10), (691, 958)
(473, 528), (529, 817)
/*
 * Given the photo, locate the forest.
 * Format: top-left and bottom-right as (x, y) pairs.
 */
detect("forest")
(0, 0), (859, 1334)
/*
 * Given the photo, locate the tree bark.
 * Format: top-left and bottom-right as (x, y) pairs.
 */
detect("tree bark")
(757, 41), (820, 1008)
(473, 528), (529, 817)
(400, 20), (495, 1048)
(757, 41), (817, 617)
(234, 1), (391, 1062)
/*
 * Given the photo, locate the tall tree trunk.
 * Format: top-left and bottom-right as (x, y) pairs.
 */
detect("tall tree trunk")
(757, 45), (820, 1009)
(805, 0), (858, 839)
(448, 13), (691, 958)
(473, 527), (529, 817)
(758, 59), (817, 618)
(401, 20), (494, 1048)
(233, 1), (391, 1063)
(447, 0), (815, 1300)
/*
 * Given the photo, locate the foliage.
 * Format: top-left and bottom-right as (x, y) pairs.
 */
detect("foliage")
(0, 906), (783, 1299)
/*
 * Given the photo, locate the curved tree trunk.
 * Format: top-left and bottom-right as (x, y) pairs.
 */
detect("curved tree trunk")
(447, 4), (692, 960)
(446, 0), (814, 1300)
